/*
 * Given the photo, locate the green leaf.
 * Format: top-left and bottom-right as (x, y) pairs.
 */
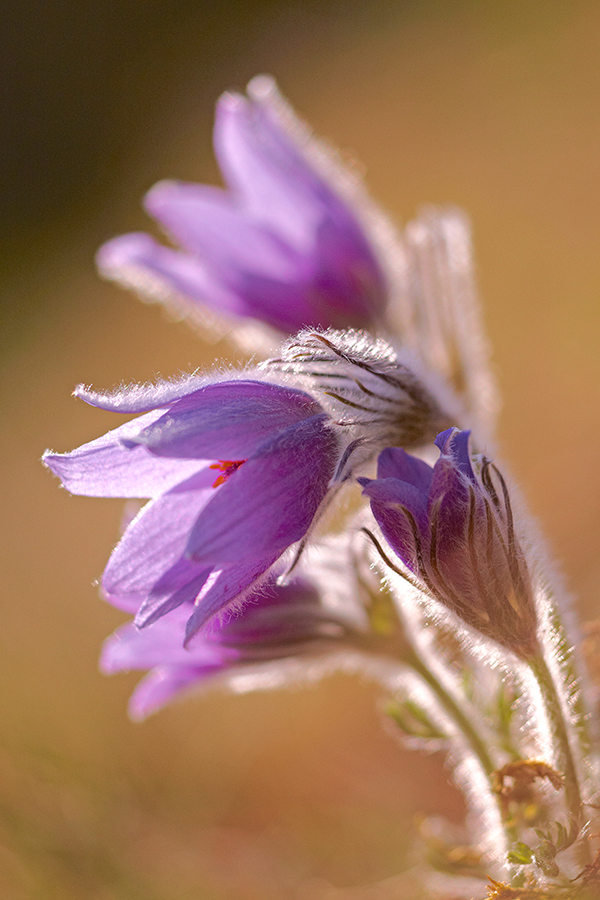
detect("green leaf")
(507, 842), (533, 865)
(386, 699), (446, 741)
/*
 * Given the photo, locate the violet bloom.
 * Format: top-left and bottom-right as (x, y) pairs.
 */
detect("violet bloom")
(44, 376), (340, 641)
(97, 76), (388, 335)
(101, 572), (361, 719)
(360, 428), (539, 659)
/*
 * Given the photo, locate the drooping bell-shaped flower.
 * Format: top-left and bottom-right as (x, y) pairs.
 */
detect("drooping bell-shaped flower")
(360, 428), (539, 659)
(44, 375), (340, 641)
(43, 325), (460, 645)
(101, 569), (365, 720)
(97, 76), (389, 336)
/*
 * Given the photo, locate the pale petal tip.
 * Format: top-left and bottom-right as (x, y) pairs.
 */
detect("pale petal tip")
(98, 641), (119, 675)
(143, 179), (182, 213)
(41, 450), (61, 475)
(73, 384), (105, 406)
(217, 90), (247, 115)
(128, 691), (152, 722)
(96, 232), (154, 277)
(246, 74), (278, 101)
(127, 671), (183, 721)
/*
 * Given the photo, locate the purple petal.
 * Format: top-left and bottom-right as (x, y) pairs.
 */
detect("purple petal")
(149, 567), (326, 648)
(375, 447), (433, 493)
(96, 232), (243, 318)
(360, 477), (428, 516)
(146, 179), (385, 332)
(450, 429), (475, 479)
(428, 454), (470, 512)
(42, 414), (204, 498)
(427, 456), (470, 563)
(145, 181), (302, 279)
(214, 87), (324, 245)
(127, 666), (222, 720)
(184, 554), (280, 640)
(186, 415), (338, 565)
(435, 428), (475, 480)
(75, 372), (213, 414)
(220, 77), (387, 321)
(309, 216), (387, 326)
(219, 576), (321, 642)
(97, 78), (387, 336)
(134, 561), (212, 627)
(100, 607), (227, 672)
(130, 380), (322, 460)
(434, 428), (456, 453)
(102, 470), (214, 604)
(97, 223), (319, 333)
(361, 478), (429, 573)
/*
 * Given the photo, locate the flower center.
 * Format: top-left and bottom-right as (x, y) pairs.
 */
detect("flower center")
(209, 459), (246, 488)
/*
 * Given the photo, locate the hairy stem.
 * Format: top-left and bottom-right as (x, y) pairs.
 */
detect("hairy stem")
(528, 652), (585, 846)
(358, 624), (519, 863)
(406, 648), (496, 778)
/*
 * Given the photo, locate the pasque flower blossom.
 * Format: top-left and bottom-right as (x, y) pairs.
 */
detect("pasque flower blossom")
(97, 76), (388, 335)
(43, 327), (455, 647)
(44, 376), (340, 641)
(101, 570), (364, 719)
(360, 428), (539, 659)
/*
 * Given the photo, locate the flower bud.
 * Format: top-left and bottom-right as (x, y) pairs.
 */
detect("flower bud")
(360, 428), (539, 659)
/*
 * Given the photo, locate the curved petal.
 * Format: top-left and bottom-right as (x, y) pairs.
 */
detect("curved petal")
(127, 666), (223, 720)
(96, 232), (243, 317)
(361, 477), (429, 573)
(214, 88), (323, 247)
(130, 380), (322, 460)
(134, 561), (212, 627)
(310, 216), (387, 325)
(100, 606), (226, 672)
(360, 477), (428, 518)
(97, 78), (387, 336)
(184, 554), (279, 641)
(213, 272), (341, 334)
(435, 428), (475, 479)
(186, 415), (338, 565)
(145, 181), (302, 279)
(375, 446), (433, 493)
(42, 413), (204, 498)
(102, 469), (214, 603)
(428, 455), (470, 520)
(75, 372), (211, 414)
(219, 576), (321, 642)
(145, 181), (385, 333)
(226, 78), (387, 315)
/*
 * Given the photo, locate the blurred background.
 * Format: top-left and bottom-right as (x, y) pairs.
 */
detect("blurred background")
(2, 1), (600, 897)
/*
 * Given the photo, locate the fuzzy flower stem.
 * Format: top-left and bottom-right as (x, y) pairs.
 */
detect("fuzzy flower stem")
(354, 611), (517, 859)
(528, 652), (585, 849)
(407, 647), (496, 777)
(402, 643), (520, 860)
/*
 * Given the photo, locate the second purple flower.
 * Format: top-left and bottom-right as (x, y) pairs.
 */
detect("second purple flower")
(97, 76), (388, 335)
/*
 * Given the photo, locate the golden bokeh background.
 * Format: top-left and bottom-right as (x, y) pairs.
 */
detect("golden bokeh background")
(2, 2), (600, 897)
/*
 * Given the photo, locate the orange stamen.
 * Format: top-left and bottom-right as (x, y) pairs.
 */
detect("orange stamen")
(209, 459), (246, 488)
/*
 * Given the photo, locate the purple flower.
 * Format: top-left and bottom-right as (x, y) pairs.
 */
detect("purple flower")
(360, 428), (539, 659)
(43, 376), (340, 641)
(101, 571), (361, 719)
(97, 76), (388, 335)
